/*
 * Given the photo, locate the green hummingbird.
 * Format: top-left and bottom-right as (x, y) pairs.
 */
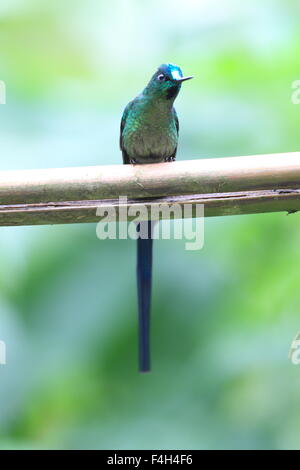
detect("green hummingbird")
(120, 63), (193, 372)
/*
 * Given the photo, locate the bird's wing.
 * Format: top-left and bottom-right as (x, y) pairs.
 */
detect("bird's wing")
(170, 107), (179, 161)
(173, 107), (179, 135)
(120, 100), (134, 165)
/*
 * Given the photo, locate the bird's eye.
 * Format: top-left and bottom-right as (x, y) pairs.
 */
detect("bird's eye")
(157, 74), (166, 82)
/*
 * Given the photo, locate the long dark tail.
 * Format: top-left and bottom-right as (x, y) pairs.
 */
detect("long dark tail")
(136, 220), (154, 373)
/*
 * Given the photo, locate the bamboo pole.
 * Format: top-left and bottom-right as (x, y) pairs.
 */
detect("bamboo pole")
(0, 152), (300, 226)
(0, 189), (299, 226)
(1, 152), (300, 204)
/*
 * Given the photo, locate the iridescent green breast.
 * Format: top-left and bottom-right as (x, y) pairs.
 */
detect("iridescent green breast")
(122, 95), (178, 163)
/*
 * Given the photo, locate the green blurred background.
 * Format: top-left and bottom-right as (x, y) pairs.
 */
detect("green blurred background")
(0, 0), (300, 450)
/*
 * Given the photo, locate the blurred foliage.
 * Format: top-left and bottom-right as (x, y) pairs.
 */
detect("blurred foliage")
(0, 0), (300, 450)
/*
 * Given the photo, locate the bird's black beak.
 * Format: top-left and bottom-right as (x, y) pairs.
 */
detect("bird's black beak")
(177, 76), (193, 82)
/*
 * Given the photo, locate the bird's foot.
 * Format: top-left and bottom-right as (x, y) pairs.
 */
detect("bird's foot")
(164, 156), (176, 162)
(129, 158), (137, 165)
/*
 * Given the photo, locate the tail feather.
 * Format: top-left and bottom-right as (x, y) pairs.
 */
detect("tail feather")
(136, 221), (154, 373)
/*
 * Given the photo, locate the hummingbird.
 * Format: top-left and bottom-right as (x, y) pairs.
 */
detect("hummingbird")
(120, 63), (193, 372)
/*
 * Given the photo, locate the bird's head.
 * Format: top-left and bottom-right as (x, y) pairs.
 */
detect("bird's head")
(145, 63), (193, 101)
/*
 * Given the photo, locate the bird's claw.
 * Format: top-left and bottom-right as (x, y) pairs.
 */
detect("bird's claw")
(164, 156), (176, 162)
(129, 158), (137, 165)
